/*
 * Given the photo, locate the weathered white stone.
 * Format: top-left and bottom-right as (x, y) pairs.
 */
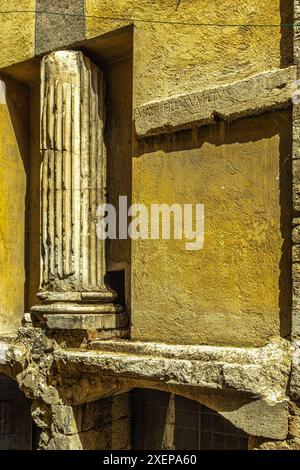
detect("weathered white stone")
(135, 66), (296, 136)
(222, 400), (289, 440)
(56, 339), (290, 404)
(0, 80), (6, 104)
(0, 341), (8, 364)
(30, 50), (126, 332)
(0, 333), (292, 441)
(39, 51), (107, 294)
(43, 311), (128, 330)
(291, 340), (300, 399)
(54, 338), (291, 439)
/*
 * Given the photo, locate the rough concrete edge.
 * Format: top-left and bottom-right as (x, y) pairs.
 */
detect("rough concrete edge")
(54, 339), (291, 404)
(86, 338), (288, 364)
(0, 79), (6, 104)
(0, 331), (292, 440)
(53, 340), (291, 439)
(134, 66), (297, 137)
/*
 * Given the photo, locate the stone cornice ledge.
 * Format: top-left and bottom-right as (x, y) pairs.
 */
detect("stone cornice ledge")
(55, 339), (290, 405)
(54, 338), (291, 439)
(135, 66), (296, 137)
(0, 334), (292, 440)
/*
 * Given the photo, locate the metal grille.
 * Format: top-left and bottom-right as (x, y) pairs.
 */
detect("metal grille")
(0, 400), (15, 435)
(0, 374), (32, 449)
(132, 389), (249, 450)
(175, 395), (248, 450)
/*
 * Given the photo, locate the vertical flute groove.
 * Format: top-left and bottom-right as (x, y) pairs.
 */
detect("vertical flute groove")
(55, 81), (63, 278)
(81, 63), (90, 288)
(39, 51), (107, 294)
(48, 82), (55, 277)
(63, 83), (72, 276)
(41, 63), (48, 286)
(72, 80), (81, 284)
(41, 151), (49, 285)
(89, 65), (97, 288)
(96, 73), (106, 288)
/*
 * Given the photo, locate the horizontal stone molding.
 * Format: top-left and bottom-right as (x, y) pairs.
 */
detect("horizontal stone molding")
(37, 311), (127, 330)
(31, 303), (123, 315)
(55, 339), (290, 405)
(135, 66), (297, 137)
(0, 333), (291, 440)
(54, 339), (290, 439)
(37, 290), (117, 303)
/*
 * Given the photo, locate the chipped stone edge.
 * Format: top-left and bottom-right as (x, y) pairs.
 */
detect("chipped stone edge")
(53, 338), (291, 439)
(0, 80), (6, 104)
(54, 338), (290, 404)
(0, 332), (292, 440)
(135, 66), (297, 137)
(0, 340), (9, 364)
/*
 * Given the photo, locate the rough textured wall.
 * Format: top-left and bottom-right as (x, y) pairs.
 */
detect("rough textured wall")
(0, 1), (294, 346)
(86, 0), (293, 106)
(85, 1), (293, 346)
(0, 76), (29, 332)
(131, 111), (292, 346)
(0, 1), (35, 68)
(33, 393), (131, 450)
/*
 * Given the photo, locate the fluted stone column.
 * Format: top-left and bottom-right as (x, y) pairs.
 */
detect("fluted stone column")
(31, 51), (127, 333)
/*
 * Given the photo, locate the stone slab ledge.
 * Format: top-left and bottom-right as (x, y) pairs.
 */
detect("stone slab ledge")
(55, 338), (290, 405)
(54, 338), (291, 439)
(135, 66), (297, 137)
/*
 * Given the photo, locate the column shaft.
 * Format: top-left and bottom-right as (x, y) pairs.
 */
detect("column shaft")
(31, 51), (127, 333)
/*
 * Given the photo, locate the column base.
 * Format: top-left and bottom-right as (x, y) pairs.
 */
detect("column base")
(37, 289), (117, 303)
(31, 304), (127, 330)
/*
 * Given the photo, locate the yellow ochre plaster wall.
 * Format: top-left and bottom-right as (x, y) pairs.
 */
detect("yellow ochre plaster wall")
(0, 75), (29, 333)
(0, 1), (294, 345)
(86, 1), (293, 348)
(131, 112), (291, 346)
(86, 0), (292, 106)
(0, 1), (35, 69)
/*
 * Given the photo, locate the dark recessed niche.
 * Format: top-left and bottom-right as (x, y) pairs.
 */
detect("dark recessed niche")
(105, 269), (126, 306)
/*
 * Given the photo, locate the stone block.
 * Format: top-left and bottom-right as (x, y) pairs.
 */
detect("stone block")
(43, 312), (128, 330)
(135, 66), (296, 136)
